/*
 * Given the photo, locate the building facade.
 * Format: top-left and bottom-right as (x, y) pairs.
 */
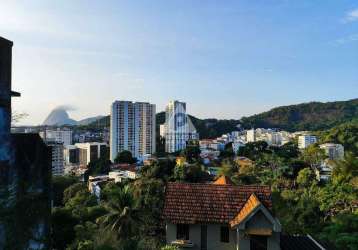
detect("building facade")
(319, 143), (344, 160)
(39, 127), (73, 146)
(164, 100), (199, 153)
(110, 101), (156, 162)
(47, 141), (64, 176)
(246, 129), (256, 143)
(298, 135), (317, 149)
(76, 142), (108, 166)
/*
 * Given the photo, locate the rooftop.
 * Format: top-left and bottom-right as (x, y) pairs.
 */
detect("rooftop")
(163, 182), (271, 225)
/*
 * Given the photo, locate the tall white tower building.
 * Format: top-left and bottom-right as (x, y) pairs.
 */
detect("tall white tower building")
(164, 100), (199, 153)
(110, 101), (156, 162)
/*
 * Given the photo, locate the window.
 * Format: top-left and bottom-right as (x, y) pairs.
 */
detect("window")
(250, 235), (267, 250)
(177, 224), (189, 240)
(220, 226), (230, 243)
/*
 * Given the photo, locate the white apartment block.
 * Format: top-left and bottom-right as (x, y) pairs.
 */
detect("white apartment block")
(75, 142), (108, 166)
(110, 101), (156, 162)
(246, 129), (256, 143)
(47, 141), (64, 176)
(319, 143), (344, 160)
(298, 135), (317, 149)
(164, 100), (199, 153)
(39, 128), (73, 146)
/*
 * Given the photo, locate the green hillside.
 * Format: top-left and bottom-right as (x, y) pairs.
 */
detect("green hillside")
(240, 99), (358, 131)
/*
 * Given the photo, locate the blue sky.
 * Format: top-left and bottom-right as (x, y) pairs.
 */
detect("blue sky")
(1, 0), (357, 125)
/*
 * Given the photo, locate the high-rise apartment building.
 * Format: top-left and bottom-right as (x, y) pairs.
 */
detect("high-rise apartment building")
(39, 127), (73, 146)
(246, 129), (256, 143)
(110, 101), (156, 161)
(47, 141), (64, 176)
(164, 100), (199, 153)
(298, 135), (317, 149)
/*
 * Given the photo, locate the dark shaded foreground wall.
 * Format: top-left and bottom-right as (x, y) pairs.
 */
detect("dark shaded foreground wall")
(0, 134), (52, 250)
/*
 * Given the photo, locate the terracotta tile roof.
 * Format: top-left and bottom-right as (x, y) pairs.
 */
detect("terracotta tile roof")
(229, 193), (261, 227)
(163, 182), (272, 224)
(213, 176), (234, 185)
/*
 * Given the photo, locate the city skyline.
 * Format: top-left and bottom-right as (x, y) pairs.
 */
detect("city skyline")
(1, 0), (357, 125)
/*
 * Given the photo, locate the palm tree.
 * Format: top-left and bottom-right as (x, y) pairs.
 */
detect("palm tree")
(97, 185), (140, 240)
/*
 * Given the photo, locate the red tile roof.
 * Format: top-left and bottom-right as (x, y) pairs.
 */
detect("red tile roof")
(163, 182), (272, 224)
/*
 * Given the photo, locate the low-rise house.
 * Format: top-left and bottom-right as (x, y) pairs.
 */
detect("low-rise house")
(163, 180), (281, 250)
(163, 178), (329, 250)
(88, 175), (114, 202)
(315, 160), (335, 182)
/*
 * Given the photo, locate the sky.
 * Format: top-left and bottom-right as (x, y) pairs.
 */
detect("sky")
(1, 0), (357, 125)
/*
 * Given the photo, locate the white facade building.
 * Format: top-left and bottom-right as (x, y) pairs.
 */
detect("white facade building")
(75, 142), (108, 166)
(39, 128), (72, 146)
(47, 141), (64, 176)
(164, 100), (199, 153)
(298, 135), (317, 149)
(319, 143), (344, 160)
(246, 129), (256, 143)
(110, 101), (156, 162)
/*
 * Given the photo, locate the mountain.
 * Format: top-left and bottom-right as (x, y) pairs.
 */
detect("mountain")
(86, 98), (358, 137)
(42, 108), (77, 126)
(239, 98), (358, 131)
(77, 116), (104, 126)
(43, 107), (104, 126)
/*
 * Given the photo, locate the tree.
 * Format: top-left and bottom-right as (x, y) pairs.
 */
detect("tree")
(53, 175), (78, 206)
(301, 144), (325, 168)
(97, 186), (140, 240)
(332, 153), (358, 184)
(114, 151), (136, 164)
(320, 213), (358, 250)
(52, 207), (78, 250)
(181, 144), (201, 163)
(296, 168), (315, 188)
(87, 157), (112, 176)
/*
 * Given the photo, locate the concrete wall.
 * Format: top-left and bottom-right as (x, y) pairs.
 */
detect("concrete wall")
(166, 223), (236, 250)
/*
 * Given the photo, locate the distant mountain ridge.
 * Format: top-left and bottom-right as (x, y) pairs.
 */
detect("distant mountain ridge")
(43, 107), (104, 126)
(86, 98), (358, 137)
(240, 98), (358, 131)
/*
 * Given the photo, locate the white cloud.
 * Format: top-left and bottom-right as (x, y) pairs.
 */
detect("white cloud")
(343, 8), (358, 22)
(334, 34), (358, 45)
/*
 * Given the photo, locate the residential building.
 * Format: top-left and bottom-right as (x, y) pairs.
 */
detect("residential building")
(163, 181), (281, 250)
(39, 127), (72, 146)
(246, 128), (256, 142)
(160, 124), (166, 137)
(47, 140), (64, 176)
(315, 160), (334, 182)
(164, 100), (199, 153)
(110, 101), (156, 162)
(75, 142), (108, 166)
(298, 135), (317, 149)
(319, 143), (344, 160)
(64, 145), (79, 165)
(163, 179), (329, 250)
